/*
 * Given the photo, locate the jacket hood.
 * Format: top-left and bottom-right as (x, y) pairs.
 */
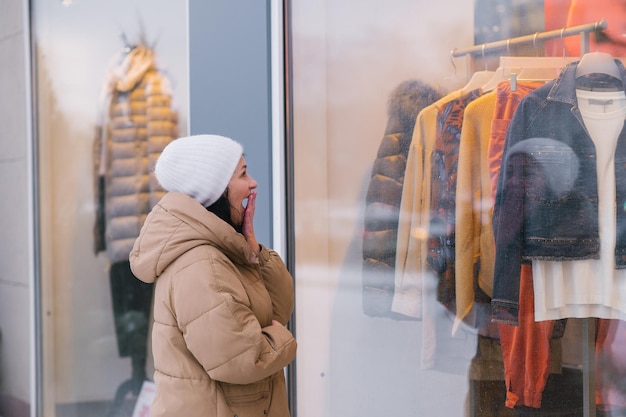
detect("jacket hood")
(101, 44), (156, 96)
(130, 192), (258, 284)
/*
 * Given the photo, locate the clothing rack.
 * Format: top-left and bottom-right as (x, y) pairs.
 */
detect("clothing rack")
(451, 18), (607, 58)
(452, 18), (612, 417)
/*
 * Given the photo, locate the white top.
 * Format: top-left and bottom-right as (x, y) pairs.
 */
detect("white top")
(533, 88), (626, 321)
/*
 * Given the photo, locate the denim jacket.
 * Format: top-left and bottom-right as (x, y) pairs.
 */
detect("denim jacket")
(491, 59), (626, 325)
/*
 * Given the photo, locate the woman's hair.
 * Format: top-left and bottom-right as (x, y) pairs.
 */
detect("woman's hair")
(206, 190), (243, 233)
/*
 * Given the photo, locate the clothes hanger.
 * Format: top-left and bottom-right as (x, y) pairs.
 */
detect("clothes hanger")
(481, 66), (507, 93)
(575, 51), (621, 80)
(480, 39), (511, 93)
(479, 38), (570, 92)
(500, 56), (576, 92)
(517, 30), (574, 80)
(482, 33), (575, 93)
(574, 51), (623, 92)
(461, 45), (495, 93)
(572, 20), (624, 92)
(504, 31), (578, 91)
(574, 20), (620, 80)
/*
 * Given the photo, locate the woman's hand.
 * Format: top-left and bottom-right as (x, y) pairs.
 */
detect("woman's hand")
(242, 190), (260, 253)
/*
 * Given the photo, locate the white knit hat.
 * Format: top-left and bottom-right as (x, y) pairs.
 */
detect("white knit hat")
(155, 134), (244, 207)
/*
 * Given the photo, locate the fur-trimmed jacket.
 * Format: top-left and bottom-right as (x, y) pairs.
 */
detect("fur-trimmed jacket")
(93, 45), (178, 262)
(362, 79), (442, 318)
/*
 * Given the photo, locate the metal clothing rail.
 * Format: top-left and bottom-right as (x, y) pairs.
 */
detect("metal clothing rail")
(451, 18), (608, 58)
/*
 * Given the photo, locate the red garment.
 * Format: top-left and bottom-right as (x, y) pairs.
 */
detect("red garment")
(545, 0), (626, 57)
(488, 81), (542, 203)
(498, 265), (555, 409)
(543, 0), (574, 56)
(490, 81), (555, 409)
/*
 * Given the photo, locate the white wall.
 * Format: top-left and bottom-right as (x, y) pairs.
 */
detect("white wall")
(0, 0), (33, 410)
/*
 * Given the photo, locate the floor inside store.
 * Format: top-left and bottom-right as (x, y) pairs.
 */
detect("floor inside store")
(56, 398), (136, 417)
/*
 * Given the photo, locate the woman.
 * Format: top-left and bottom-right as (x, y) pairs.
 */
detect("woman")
(130, 134), (297, 417)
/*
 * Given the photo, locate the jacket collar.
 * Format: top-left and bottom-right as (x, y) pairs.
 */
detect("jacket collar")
(547, 59), (626, 105)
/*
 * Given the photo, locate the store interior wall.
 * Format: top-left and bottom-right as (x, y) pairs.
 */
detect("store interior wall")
(0, 0), (33, 415)
(291, 1), (476, 416)
(31, 0), (188, 407)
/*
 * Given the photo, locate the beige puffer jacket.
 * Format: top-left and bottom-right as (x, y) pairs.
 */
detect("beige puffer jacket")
(93, 45), (178, 262)
(130, 192), (297, 417)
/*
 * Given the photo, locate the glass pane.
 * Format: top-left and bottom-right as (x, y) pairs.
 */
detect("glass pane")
(31, 1), (188, 416)
(290, 0), (626, 416)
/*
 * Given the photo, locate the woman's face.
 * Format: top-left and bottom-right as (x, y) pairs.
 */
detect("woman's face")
(227, 156), (258, 226)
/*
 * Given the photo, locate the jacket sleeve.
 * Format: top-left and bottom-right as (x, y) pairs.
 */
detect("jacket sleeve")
(453, 95), (499, 330)
(392, 109), (431, 319)
(145, 71), (178, 208)
(257, 245), (295, 325)
(491, 100), (530, 325)
(173, 257), (297, 385)
(362, 133), (405, 317)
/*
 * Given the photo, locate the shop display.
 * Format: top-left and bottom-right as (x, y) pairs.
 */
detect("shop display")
(361, 17), (626, 417)
(92, 42), (178, 406)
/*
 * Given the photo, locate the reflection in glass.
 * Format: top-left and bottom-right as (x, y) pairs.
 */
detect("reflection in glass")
(32, 1), (188, 415)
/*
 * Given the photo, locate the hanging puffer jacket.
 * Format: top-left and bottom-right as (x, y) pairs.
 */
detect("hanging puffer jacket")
(93, 45), (178, 262)
(362, 79), (442, 319)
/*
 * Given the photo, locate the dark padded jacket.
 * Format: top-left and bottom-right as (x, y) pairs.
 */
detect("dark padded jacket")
(362, 79), (442, 318)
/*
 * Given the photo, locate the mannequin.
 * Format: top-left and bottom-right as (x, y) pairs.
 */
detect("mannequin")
(575, 51), (623, 93)
(575, 51), (621, 80)
(93, 42), (178, 415)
